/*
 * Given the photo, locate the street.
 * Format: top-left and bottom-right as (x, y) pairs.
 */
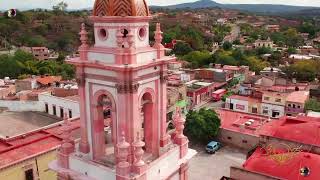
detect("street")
(189, 145), (247, 180)
(193, 100), (224, 111)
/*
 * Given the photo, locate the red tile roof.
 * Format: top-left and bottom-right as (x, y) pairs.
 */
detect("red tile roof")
(0, 119), (80, 169)
(260, 115), (320, 147)
(243, 148), (320, 180)
(218, 109), (272, 136)
(36, 76), (62, 85)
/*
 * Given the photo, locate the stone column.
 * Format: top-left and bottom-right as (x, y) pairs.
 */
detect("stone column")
(78, 23), (90, 154)
(160, 70), (170, 147)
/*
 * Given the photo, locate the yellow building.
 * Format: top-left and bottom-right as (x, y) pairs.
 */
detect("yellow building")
(0, 151), (57, 180)
(0, 113), (80, 180)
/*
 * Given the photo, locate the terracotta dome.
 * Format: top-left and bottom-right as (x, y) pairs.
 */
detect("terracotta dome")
(92, 0), (150, 17)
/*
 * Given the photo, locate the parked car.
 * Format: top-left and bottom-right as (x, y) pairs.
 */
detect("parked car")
(206, 141), (221, 154)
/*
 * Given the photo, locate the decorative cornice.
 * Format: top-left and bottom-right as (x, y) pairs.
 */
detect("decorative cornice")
(116, 82), (140, 94)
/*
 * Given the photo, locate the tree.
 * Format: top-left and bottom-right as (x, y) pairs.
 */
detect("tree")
(284, 60), (319, 81)
(287, 47), (297, 55)
(222, 41), (232, 51)
(283, 28), (304, 47)
(256, 47), (272, 55)
(182, 51), (212, 68)
(305, 98), (320, 112)
(184, 109), (221, 144)
(246, 56), (270, 74)
(298, 22), (318, 38)
(172, 42), (193, 56)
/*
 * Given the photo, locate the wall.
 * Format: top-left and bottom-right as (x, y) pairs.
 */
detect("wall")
(0, 150), (57, 180)
(226, 98), (249, 113)
(69, 156), (116, 180)
(261, 103), (285, 118)
(38, 93), (80, 118)
(0, 85), (15, 99)
(217, 129), (259, 150)
(0, 100), (43, 111)
(248, 101), (261, 114)
(15, 80), (32, 92)
(262, 92), (286, 106)
(146, 146), (180, 179)
(230, 166), (279, 180)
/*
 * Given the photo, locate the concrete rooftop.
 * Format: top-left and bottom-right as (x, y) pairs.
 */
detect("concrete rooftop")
(0, 111), (61, 138)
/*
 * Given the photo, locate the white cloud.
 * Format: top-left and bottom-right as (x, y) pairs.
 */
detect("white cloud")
(1, 0), (319, 10)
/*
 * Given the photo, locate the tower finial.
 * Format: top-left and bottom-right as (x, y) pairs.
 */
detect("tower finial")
(79, 23), (88, 47)
(154, 23), (164, 47)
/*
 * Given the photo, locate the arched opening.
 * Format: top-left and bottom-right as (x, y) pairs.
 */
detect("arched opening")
(140, 92), (154, 154)
(92, 91), (116, 165)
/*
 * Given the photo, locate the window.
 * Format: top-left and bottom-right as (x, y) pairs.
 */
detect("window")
(297, 105), (301, 109)
(264, 96), (270, 101)
(138, 27), (147, 40)
(263, 109), (268, 114)
(45, 103), (48, 113)
(276, 98), (281, 103)
(98, 28), (108, 40)
(227, 137), (232, 140)
(53, 105), (56, 116)
(252, 107), (258, 114)
(69, 109), (72, 118)
(288, 104), (291, 107)
(25, 169), (34, 180)
(60, 107), (64, 118)
(242, 140), (248, 143)
(293, 104), (296, 108)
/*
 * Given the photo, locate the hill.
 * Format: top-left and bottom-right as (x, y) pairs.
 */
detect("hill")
(151, 0), (320, 14)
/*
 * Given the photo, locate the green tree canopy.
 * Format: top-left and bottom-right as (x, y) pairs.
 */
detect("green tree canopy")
(283, 60), (320, 82)
(182, 51), (212, 68)
(305, 98), (320, 112)
(173, 42), (193, 56)
(222, 41), (232, 51)
(184, 109), (221, 144)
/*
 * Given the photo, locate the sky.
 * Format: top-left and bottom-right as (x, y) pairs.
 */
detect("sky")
(1, 0), (320, 10)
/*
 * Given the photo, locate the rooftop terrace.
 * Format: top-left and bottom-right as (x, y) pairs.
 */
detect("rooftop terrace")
(0, 111), (61, 139)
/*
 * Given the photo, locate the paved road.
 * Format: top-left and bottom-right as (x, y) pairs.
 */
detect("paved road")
(189, 145), (247, 180)
(193, 100), (224, 111)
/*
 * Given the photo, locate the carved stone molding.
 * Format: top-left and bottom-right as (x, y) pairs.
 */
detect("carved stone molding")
(76, 74), (86, 87)
(116, 82), (140, 94)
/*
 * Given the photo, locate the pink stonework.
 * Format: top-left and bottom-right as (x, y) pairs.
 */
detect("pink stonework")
(50, 0), (195, 179)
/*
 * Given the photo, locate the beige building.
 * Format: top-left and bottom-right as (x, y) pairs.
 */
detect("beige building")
(285, 91), (310, 116)
(254, 38), (274, 49)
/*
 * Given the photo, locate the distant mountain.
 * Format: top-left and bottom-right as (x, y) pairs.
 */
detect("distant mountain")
(151, 0), (320, 14)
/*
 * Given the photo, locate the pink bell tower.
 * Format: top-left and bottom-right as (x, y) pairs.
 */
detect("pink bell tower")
(49, 0), (196, 179)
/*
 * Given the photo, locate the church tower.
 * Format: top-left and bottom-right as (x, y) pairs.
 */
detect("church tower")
(50, 0), (196, 179)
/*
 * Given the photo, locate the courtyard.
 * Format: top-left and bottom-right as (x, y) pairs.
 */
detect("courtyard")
(189, 145), (247, 180)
